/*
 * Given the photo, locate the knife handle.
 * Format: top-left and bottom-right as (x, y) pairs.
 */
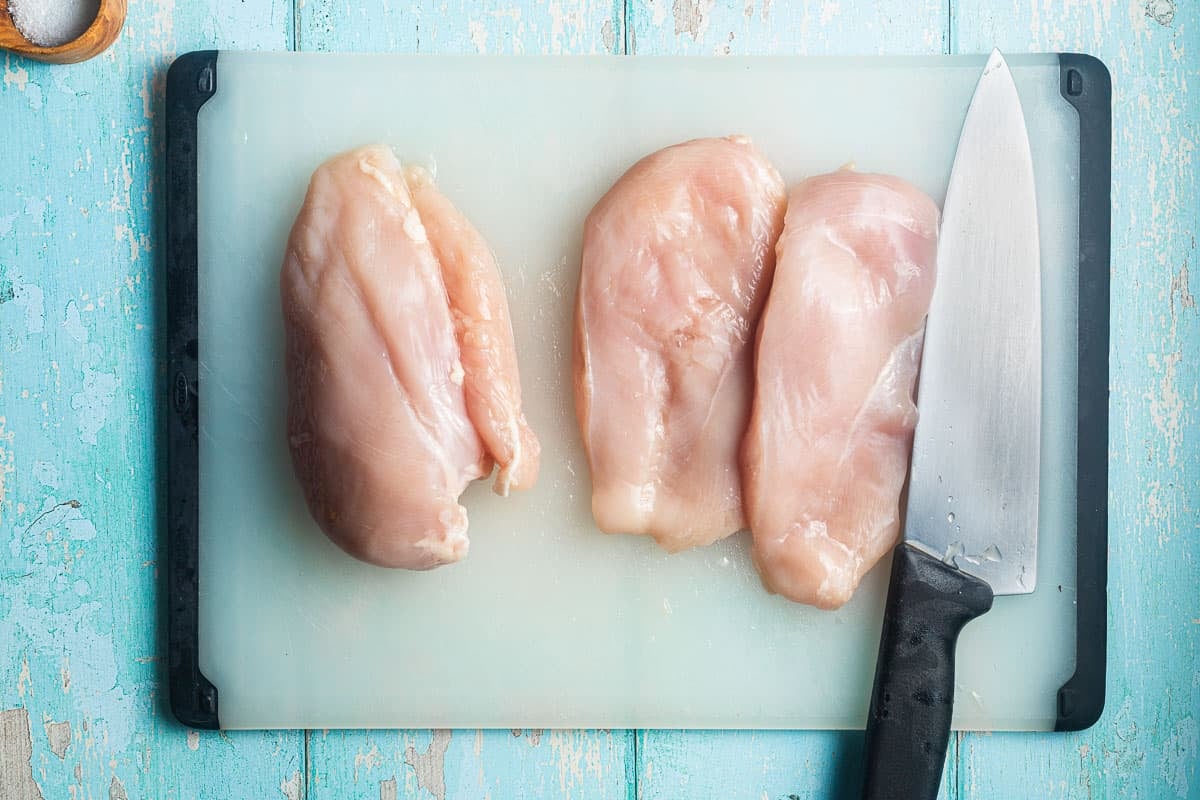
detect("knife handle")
(862, 542), (994, 800)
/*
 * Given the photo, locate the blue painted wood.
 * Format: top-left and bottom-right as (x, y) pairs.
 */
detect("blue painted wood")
(308, 728), (635, 800)
(2, 0), (1195, 798)
(0, 2), (303, 799)
(950, 1), (1200, 797)
(299, 0), (622, 54)
(628, 0), (948, 55)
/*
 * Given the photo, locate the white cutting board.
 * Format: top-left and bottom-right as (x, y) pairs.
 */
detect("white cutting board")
(195, 54), (1080, 730)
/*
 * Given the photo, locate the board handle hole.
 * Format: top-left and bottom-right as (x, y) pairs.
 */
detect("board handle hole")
(1066, 68), (1084, 96)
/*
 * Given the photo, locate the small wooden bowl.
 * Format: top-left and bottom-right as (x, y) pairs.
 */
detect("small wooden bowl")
(0, 0), (126, 64)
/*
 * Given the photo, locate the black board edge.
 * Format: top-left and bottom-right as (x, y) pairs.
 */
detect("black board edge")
(1054, 52), (1111, 733)
(166, 50), (220, 731)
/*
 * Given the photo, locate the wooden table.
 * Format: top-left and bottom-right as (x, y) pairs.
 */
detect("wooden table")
(1, 1), (1196, 797)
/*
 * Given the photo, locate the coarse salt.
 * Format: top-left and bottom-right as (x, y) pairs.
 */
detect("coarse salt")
(8, 0), (100, 48)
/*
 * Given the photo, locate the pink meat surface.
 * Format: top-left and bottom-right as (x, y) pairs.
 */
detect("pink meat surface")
(575, 136), (787, 551)
(405, 165), (541, 496)
(281, 145), (538, 569)
(742, 169), (939, 609)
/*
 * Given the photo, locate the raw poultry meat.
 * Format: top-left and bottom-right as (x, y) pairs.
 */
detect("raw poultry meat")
(405, 165), (541, 496)
(741, 169), (939, 609)
(281, 145), (539, 569)
(574, 136), (787, 551)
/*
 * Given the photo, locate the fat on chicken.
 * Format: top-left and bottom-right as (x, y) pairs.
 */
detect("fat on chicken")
(574, 136), (787, 551)
(741, 169), (939, 609)
(281, 145), (538, 569)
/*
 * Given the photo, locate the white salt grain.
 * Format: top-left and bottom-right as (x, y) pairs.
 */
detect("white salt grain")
(9, 0), (101, 48)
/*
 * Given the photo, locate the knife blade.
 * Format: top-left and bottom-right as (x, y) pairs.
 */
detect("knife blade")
(861, 49), (1041, 800)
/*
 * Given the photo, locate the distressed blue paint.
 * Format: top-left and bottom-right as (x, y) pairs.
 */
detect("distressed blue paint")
(627, 0), (948, 55)
(309, 728), (635, 800)
(0, 1), (302, 798)
(299, 0), (622, 54)
(1, 0), (1196, 798)
(950, 0), (1200, 797)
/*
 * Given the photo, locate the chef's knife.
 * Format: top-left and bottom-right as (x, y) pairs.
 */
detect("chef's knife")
(861, 49), (1041, 800)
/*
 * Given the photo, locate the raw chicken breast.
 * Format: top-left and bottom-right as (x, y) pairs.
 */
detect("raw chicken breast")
(281, 145), (538, 569)
(575, 136), (787, 551)
(742, 169), (939, 609)
(405, 165), (541, 496)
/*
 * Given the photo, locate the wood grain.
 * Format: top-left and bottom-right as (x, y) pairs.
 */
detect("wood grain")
(298, 0), (623, 54)
(951, 0), (1199, 797)
(0, 2), (300, 798)
(0, 0), (1195, 798)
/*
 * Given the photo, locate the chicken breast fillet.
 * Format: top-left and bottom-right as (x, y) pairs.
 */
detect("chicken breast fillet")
(281, 145), (538, 569)
(742, 169), (939, 609)
(405, 165), (541, 496)
(575, 136), (787, 551)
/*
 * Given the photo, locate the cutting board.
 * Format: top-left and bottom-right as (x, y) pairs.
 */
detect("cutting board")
(164, 53), (1110, 731)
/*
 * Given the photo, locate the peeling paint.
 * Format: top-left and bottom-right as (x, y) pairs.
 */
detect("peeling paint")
(379, 776), (398, 800)
(11, 281), (46, 336)
(1145, 0), (1175, 25)
(69, 368), (118, 445)
(353, 743), (384, 781)
(468, 19), (489, 53)
(672, 0), (715, 40)
(1, 0), (306, 797)
(0, 1), (1196, 799)
(601, 17), (615, 52)
(0, 417), (12, 511)
(1147, 350), (1184, 467)
(62, 301), (88, 344)
(31, 461), (59, 489)
(17, 658), (32, 698)
(549, 729), (609, 797)
(44, 719), (71, 759)
(280, 769), (302, 800)
(1161, 716), (1198, 797)
(1169, 259), (1195, 325)
(186, 729), (200, 751)
(404, 729), (450, 800)
(0, 709), (45, 800)
(3, 55), (30, 91)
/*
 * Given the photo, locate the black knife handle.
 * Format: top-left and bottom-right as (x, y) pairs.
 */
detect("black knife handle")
(862, 542), (994, 800)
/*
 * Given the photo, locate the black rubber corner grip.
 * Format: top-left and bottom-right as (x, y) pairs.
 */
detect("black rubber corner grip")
(861, 543), (994, 800)
(166, 50), (220, 730)
(1055, 52), (1111, 734)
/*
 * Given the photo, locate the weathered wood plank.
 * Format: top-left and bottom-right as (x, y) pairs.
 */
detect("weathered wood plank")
(627, 0), (947, 55)
(298, 0), (623, 54)
(949, 0), (1200, 797)
(309, 728), (635, 800)
(2, 1), (1194, 798)
(0, 1), (302, 798)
